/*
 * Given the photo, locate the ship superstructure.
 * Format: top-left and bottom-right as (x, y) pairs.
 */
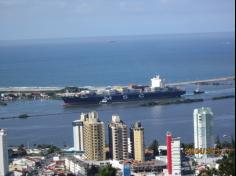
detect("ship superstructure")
(61, 75), (186, 105)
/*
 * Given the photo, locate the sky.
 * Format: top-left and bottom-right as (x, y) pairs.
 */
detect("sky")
(0, 0), (235, 40)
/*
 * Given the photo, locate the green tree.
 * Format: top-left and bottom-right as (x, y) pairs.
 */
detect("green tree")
(198, 166), (218, 176)
(98, 164), (117, 176)
(181, 143), (194, 149)
(215, 135), (222, 149)
(217, 150), (235, 176)
(87, 165), (99, 176)
(148, 139), (159, 157)
(231, 136), (235, 148)
(47, 145), (61, 154)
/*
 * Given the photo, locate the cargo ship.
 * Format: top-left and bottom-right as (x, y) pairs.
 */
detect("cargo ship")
(61, 75), (186, 105)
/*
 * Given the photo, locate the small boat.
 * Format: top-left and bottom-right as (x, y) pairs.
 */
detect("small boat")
(100, 99), (108, 104)
(193, 84), (205, 94)
(193, 89), (205, 94)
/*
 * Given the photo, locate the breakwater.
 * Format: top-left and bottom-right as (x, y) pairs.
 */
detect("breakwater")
(0, 76), (234, 93)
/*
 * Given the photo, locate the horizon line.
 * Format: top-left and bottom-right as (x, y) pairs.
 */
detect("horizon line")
(0, 31), (235, 43)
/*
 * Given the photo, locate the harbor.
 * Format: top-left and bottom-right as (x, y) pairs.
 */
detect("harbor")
(0, 2), (234, 173)
(0, 76), (234, 93)
(0, 76), (234, 104)
(0, 76), (234, 146)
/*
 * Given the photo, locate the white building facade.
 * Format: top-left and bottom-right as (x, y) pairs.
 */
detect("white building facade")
(0, 129), (8, 176)
(193, 107), (214, 158)
(72, 119), (84, 152)
(171, 137), (181, 175)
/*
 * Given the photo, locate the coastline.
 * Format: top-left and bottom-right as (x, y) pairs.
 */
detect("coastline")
(0, 76), (234, 103)
(0, 76), (234, 92)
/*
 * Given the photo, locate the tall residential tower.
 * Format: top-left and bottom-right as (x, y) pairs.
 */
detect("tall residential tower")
(130, 121), (144, 162)
(166, 132), (181, 176)
(193, 107), (214, 158)
(83, 112), (105, 161)
(108, 115), (128, 160)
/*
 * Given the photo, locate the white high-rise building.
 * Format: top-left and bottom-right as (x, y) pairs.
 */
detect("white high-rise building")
(171, 137), (181, 175)
(72, 118), (84, 152)
(0, 129), (8, 176)
(193, 107), (214, 158)
(166, 132), (181, 176)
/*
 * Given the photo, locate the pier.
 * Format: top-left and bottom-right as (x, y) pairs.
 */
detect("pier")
(166, 76), (235, 86)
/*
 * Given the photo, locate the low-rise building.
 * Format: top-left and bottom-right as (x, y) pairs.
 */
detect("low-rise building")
(131, 160), (166, 175)
(65, 155), (124, 175)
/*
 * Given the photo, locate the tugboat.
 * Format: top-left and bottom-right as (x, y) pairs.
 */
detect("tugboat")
(193, 86), (205, 94)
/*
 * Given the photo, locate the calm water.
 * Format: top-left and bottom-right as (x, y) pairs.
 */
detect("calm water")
(0, 32), (235, 146)
(0, 33), (235, 87)
(0, 82), (235, 147)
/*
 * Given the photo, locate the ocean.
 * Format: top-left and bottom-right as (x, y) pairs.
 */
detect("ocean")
(0, 32), (235, 87)
(0, 32), (235, 147)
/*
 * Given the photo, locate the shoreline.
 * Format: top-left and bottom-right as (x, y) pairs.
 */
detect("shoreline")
(0, 76), (234, 103)
(0, 76), (234, 93)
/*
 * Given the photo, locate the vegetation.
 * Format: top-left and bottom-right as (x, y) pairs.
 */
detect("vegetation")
(8, 144), (27, 158)
(198, 166), (218, 176)
(215, 135), (222, 149)
(217, 150), (235, 176)
(97, 164), (117, 176)
(47, 145), (61, 154)
(198, 150), (235, 176)
(181, 143), (194, 150)
(148, 139), (159, 157)
(197, 137), (235, 176)
(87, 165), (99, 176)
(215, 135), (235, 149)
(36, 144), (61, 154)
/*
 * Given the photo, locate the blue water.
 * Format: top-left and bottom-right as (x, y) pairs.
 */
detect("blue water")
(0, 32), (235, 147)
(0, 32), (234, 87)
(0, 85), (235, 146)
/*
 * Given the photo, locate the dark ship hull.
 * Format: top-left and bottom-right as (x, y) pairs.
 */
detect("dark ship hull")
(62, 89), (186, 105)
